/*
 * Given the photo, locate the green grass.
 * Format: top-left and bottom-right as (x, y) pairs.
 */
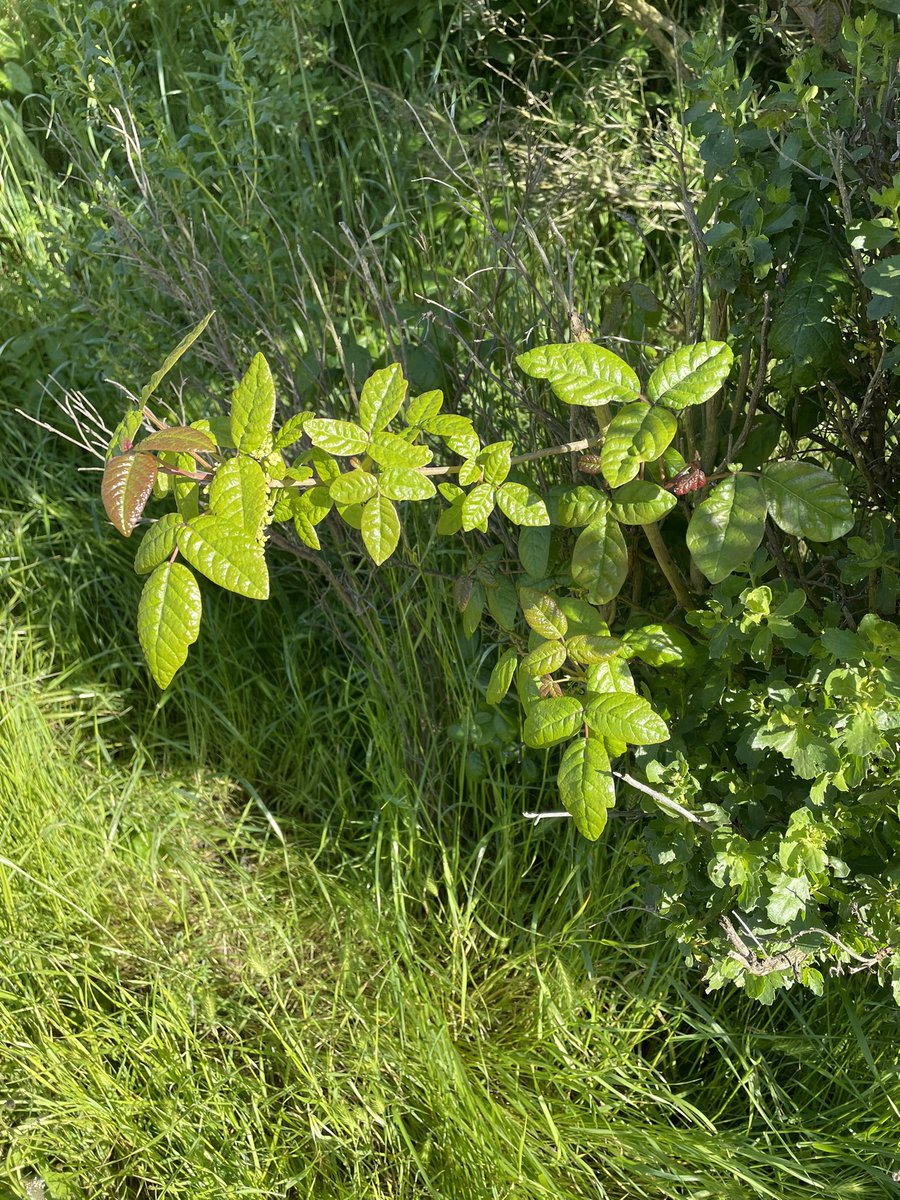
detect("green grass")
(2, 1), (900, 1196)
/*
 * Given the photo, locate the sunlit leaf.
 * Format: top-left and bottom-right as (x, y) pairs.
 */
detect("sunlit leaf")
(558, 736), (615, 840)
(208, 457), (269, 536)
(231, 352), (276, 454)
(177, 515), (269, 599)
(647, 341), (734, 409)
(601, 402), (677, 487)
(517, 343), (640, 407)
(686, 474), (767, 584)
(137, 561), (202, 688)
(359, 363), (408, 433)
(361, 495), (401, 564)
(571, 513), (629, 604)
(134, 512), (183, 575)
(101, 452), (158, 537)
(584, 692), (669, 745)
(523, 696), (585, 748)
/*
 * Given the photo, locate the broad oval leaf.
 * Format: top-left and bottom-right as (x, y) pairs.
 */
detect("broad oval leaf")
(379, 467), (437, 502)
(486, 648), (518, 705)
(565, 634), (622, 665)
(177, 515), (269, 599)
(621, 623), (694, 668)
(496, 482), (550, 526)
(361, 494), (400, 564)
(462, 482), (495, 531)
(137, 426), (216, 455)
(610, 479), (677, 525)
(137, 561), (202, 688)
(584, 692), (669, 745)
(406, 389), (443, 426)
(328, 468), (378, 507)
(359, 363), (407, 433)
(101, 452), (158, 537)
(208, 457), (269, 536)
(134, 512), (183, 575)
(557, 736), (615, 840)
(479, 441), (513, 485)
(647, 341), (734, 409)
(517, 344), (640, 407)
(231, 352), (276, 454)
(519, 587), (568, 639)
(274, 411), (313, 450)
(761, 461), (853, 541)
(686, 474), (767, 584)
(521, 639), (567, 677)
(486, 576), (518, 631)
(550, 485), (610, 528)
(601, 402), (677, 487)
(585, 657), (636, 696)
(368, 431), (432, 468)
(523, 696), (585, 749)
(305, 418), (370, 457)
(518, 526), (551, 578)
(571, 514), (629, 604)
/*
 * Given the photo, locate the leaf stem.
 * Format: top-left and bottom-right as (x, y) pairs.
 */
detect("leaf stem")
(642, 521), (694, 610)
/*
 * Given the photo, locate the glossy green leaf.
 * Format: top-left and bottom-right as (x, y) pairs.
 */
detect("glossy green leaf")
(177, 515), (269, 599)
(462, 483), (495, 531)
(359, 363), (407, 433)
(479, 441), (512, 485)
(367, 431), (432, 468)
(687, 474), (768, 584)
(557, 736), (615, 840)
(208, 457), (269, 536)
(406, 389), (443, 426)
(585, 657), (636, 696)
(584, 692), (669, 745)
(308, 447), (341, 483)
(231, 352), (276, 454)
(647, 341), (734, 409)
(361, 495), (400, 564)
(610, 479), (677, 525)
(601, 402), (677, 487)
(571, 514), (629, 604)
(328, 468), (378, 506)
(138, 426), (216, 455)
(274, 411), (313, 449)
(518, 526), (551, 578)
(134, 512), (183, 575)
(296, 484), (333, 526)
(486, 577), (518, 630)
(550, 485), (609, 528)
(565, 634), (622, 665)
(522, 640), (567, 677)
(106, 409), (144, 460)
(622, 623), (694, 668)
(496, 482), (550, 526)
(486, 649), (519, 705)
(523, 696), (585, 749)
(519, 588), (568, 639)
(761, 461), (854, 541)
(137, 561), (202, 688)
(141, 311), (214, 403)
(305, 418), (369, 457)
(159, 451), (200, 520)
(436, 494), (465, 535)
(458, 460), (482, 487)
(379, 467), (436, 501)
(101, 452), (158, 537)
(516, 344), (640, 407)
(293, 510), (321, 550)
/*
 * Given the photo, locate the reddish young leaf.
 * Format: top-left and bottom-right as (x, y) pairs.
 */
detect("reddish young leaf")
(101, 452), (158, 537)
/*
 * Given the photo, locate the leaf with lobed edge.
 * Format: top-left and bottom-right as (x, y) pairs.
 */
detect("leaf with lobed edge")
(176, 515), (269, 599)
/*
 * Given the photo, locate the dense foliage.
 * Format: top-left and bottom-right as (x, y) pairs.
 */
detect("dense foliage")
(2, 0), (900, 1194)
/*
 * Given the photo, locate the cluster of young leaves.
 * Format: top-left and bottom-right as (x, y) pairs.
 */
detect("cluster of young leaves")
(629, 580), (900, 1005)
(102, 326), (857, 848)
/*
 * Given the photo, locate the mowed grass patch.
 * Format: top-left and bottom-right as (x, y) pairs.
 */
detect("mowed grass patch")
(2, 626), (900, 1198)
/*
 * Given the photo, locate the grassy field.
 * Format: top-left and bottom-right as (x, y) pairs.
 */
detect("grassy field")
(2, 1), (900, 1196)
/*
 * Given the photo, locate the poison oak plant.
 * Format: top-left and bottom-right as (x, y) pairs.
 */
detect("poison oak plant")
(98, 320), (900, 1004)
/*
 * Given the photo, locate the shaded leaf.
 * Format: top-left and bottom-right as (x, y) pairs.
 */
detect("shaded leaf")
(761, 461), (853, 541)
(519, 588), (568, 639)
(141, 311), (214, 403)
(518, 525), (551, 577)
(571, 514), (629, 604)
(610, 479), (677, 525)
(486, 649), (518, 705)
(687, 474), (767, 583)
(106, 409), (144, 460)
